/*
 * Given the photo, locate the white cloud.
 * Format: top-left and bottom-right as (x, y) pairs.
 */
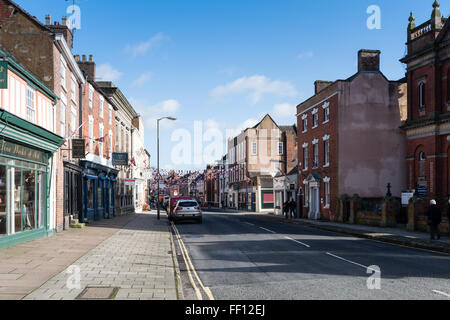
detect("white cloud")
(272, 103), (296, 119)
(131, 72), (152, 87)
(211, 75), (298, 104)
(125, 33), (169, 58)
(130, 98), (180, 131)
(96, 63), (123, 81)
(297, 51), (314, 59)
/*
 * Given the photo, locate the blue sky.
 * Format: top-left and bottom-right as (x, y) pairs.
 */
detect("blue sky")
(16, 0), (449, 171)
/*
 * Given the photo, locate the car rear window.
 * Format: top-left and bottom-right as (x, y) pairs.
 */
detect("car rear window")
(178, 201), (198, 207)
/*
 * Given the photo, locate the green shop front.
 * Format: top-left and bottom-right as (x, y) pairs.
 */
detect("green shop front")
(0, 110), (64, 249)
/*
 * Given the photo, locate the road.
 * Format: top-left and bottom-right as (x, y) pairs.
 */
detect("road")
(172, 211), (450, 300)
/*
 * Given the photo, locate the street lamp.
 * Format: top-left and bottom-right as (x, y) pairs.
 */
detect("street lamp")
(157, 117), (177, 220)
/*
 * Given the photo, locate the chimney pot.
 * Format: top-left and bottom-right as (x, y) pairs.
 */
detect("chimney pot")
(89, 55), (93, 62)
(45, 14), (51, 25)
(358, 49), (380, 72)
(74, 55), (80, 62)
(82, 55), (86, 62)
(61, 16), (68, 26)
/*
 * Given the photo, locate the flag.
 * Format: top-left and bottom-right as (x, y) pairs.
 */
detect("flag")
(95, 136), (106, 143)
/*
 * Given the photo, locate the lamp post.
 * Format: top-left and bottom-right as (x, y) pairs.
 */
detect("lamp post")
(157, 117), (176, 220)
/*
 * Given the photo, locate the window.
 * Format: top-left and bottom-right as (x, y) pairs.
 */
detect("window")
(278, 142), (284, 156)
(99, 97), (104, 118)
(303, 147), (308, 170)
(109, 130), (113, 158)
(88, 118), (93, 153)
(60, 59), (66, 90)
(89, 85), (93, 109)
(313, 144), (319, 168)
(87, 180), (94, 209)
(324, 140), (330, 166)
(99, 125), (104, 157)
(313, 113), (319, 128)
(70, 106), (77, 137)
(324, 181), (330, 208)
(303, 118), (308, 132)
(419, 152), (426, 162)
(419, 82), (426, 109)
(60, 94), (66, 137)
(252, 142), (257, 156)
(26, 87), (35, 123)
(324, 107), (330, 123)
(71, 77), (76, 102)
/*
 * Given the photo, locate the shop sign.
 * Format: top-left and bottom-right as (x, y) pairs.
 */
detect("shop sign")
(72, 139), (86, 159)
(125, 179), (135, 186)
(112, 153), (129, 166)
(0, 61), (8, 89)
(0, 139), (46, 163)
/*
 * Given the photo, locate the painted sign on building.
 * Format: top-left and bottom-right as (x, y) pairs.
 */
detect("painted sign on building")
(112, 153), (129, 166)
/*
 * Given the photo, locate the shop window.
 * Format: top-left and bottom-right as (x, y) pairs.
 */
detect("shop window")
(87, 180), (94, 209)
(98, 181), (103, 209)
(37, 172), (45, 229)
(22, 169), (36, 231)
(13, 168), (22, 234)
(64, 171), (70, 215)
(0, 165), (6, 237)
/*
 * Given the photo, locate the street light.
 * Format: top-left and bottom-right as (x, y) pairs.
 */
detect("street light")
(157, 117), (177, 220)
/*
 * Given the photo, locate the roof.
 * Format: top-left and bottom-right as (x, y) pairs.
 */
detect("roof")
(1, 0), (53, 33)
(279, 125), (297, 135)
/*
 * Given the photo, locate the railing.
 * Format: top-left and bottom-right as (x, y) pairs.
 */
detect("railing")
(410, 22), (432, 41)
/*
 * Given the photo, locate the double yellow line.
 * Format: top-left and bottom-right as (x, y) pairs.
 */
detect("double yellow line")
(171, 222), (214, 300)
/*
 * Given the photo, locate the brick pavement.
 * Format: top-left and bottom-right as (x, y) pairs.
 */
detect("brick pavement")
(23, 212), (179, 300)
(0, 214), (137, 300)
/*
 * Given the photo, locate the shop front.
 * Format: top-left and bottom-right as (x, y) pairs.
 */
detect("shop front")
(80, 160), (118, 223)
(0, 111), (64, 249)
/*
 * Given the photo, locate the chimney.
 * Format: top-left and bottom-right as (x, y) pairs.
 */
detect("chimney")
(314, 81), (333, 94)
(358, 49), (380, 72)
(45, 14), (51, 25)
(48, 17), (73, 49)
(74, 55), (80, 62)
(77, 54), (96, 81)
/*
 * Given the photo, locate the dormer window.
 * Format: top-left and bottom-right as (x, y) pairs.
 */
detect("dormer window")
(419, 82), (426, 109)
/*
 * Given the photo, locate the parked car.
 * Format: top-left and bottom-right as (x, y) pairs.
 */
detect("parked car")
(169, 198), (202, 224)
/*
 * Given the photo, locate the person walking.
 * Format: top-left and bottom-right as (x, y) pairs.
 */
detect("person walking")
(289, 199), (297, 219)
(283, 201), (289, 219)
(427, 200), (442, 241)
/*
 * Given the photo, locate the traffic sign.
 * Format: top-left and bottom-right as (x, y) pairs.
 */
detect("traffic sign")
(155, 172), (163, 181)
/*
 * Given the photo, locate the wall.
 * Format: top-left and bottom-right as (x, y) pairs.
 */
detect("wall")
(338, 72), (407, 198)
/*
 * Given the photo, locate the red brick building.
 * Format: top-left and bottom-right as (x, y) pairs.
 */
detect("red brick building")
(297, 50), (407, 221)
(401, 2), (450, 205)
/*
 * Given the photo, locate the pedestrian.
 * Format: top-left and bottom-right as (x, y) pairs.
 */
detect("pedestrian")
(283, 201), (289, 219)
(427, 200), (442, 241)
(290, 199), (297, 219)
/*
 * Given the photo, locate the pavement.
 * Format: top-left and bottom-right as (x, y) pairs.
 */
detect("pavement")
(204, 207), (450, 255)
(0, 211), (181, 300)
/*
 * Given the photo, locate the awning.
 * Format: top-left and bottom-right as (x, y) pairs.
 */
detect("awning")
(85, 175), (98, 180)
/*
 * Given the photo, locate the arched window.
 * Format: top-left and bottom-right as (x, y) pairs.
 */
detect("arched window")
(419, 152), (426, 162)
(419, 82), (426, 109)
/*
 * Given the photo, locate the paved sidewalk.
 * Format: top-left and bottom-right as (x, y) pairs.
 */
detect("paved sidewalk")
(23, 212), (179, 300)
(0, 214), (136, 300)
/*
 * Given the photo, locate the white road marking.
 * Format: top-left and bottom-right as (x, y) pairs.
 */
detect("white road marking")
(284, 236), (311, 248)
(433, 290), (450, 298)
(260, 227), (276, 234)
(244, 222), (255, 226)
(326, 252), (378, 272)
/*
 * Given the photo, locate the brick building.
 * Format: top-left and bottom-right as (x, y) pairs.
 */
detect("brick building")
(227, 115), (297, 212)
(400, 2), (450, 205)
(297, 50), (407, 220)
(75, 55), (119, 223)
(0, 0), (85, 231)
